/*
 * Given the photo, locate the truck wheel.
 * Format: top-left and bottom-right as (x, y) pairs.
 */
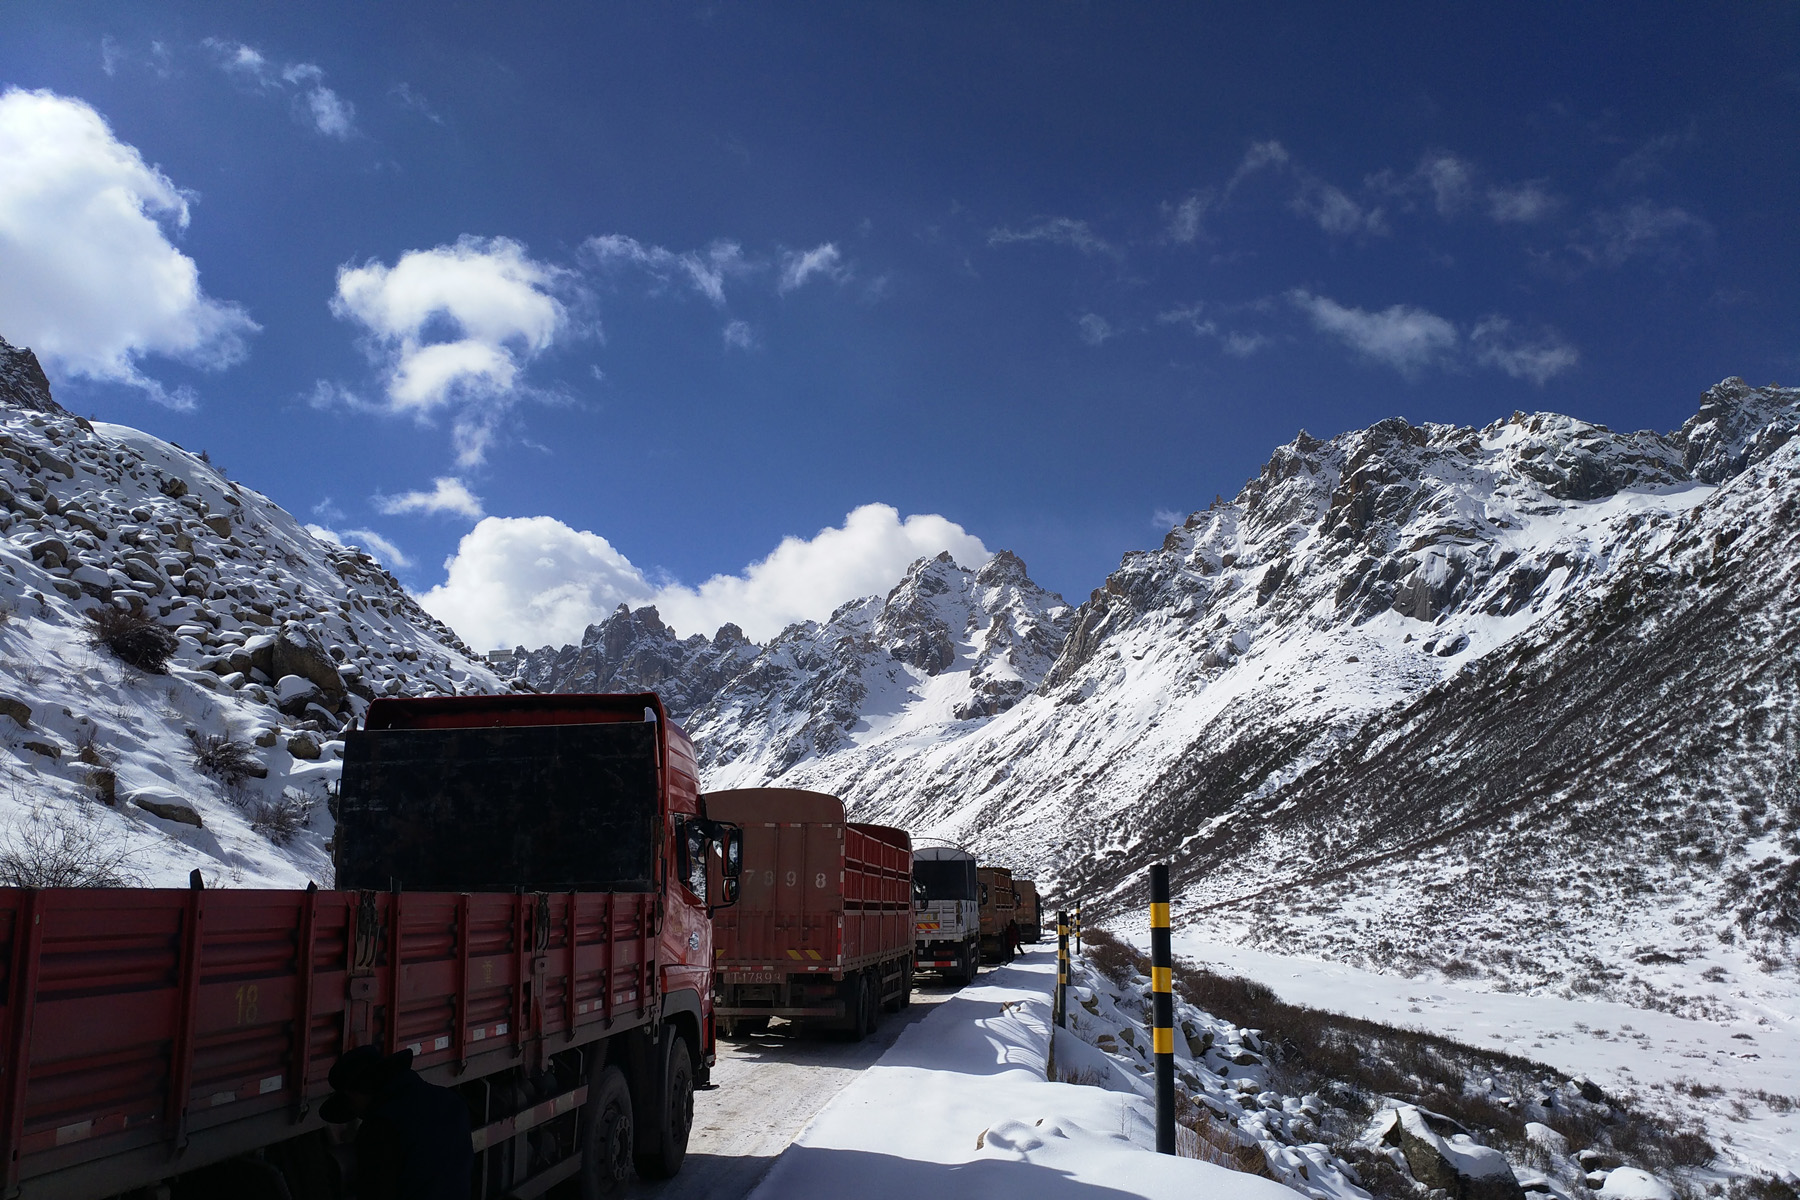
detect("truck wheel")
(899, 960), (913, 1009)
(883, 963), (903, 1014)
(580, 1066), (635, 1198)
(634, 1033), (694, 1180)
(862, 974), (881, 1037)
(846, 975), (871, 1042)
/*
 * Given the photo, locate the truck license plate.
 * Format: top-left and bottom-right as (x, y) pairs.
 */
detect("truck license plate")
(726, 971), (778, 984)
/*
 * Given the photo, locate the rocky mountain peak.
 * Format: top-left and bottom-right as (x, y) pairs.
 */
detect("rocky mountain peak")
(1672, 376), (1800, 484)
(512, 602), (759, 720)
(0, 337), (65, 415)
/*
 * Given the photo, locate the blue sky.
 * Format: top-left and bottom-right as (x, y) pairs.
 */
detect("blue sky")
(2, 4), (1796, 649)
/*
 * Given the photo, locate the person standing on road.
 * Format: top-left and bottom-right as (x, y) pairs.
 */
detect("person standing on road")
(321, 1046), (474, 1200)
(1006, 919), (1022, 961)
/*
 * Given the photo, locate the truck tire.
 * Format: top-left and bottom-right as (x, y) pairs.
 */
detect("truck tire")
(846, 974), (872, 1042)
(580, 1066), (635, 1198)
(861, 973), (881, 1037)
(899, 960), (913, 1009)
(634, 1033), (695, 1180)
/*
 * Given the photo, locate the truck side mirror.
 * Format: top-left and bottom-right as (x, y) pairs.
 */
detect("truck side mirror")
(709, 823), (742, 913)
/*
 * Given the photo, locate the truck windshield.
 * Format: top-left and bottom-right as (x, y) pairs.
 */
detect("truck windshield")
(913, 859), (977, 901)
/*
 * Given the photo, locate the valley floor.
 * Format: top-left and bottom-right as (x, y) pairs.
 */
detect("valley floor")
(1162, 930), (1800, 1180)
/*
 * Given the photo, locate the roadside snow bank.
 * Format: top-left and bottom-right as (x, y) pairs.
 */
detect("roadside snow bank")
(748, 950), (1304, 1200)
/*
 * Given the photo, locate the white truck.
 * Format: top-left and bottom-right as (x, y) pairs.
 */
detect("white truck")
(912, 845), (982, 985)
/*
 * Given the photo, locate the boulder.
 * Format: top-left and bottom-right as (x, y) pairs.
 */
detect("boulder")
(26, 536), (68, 567)
(133, 793), (203, 827)
(274, 675), (325, 716)
(270, 630), (345, 700)
(286, 731), (322, 760)
(1378, 1105), (1524, 1200)
(1523, 1122), (1568, 1159)
(22, 740), (61, 761)
(0, 695), (29, 728)
(1601, 1169), (1674, 1198)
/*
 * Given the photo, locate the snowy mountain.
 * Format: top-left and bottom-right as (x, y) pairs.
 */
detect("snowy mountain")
(0, 335), (506, 889)
(512, 377), (1799, 1017)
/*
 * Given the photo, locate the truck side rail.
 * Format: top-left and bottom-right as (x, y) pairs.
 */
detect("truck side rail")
(0, 886), (657, 1200)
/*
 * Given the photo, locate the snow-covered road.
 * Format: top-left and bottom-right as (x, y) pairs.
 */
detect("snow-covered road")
(744, 949), (1302, 1200)
(625, 978), (966, 1199)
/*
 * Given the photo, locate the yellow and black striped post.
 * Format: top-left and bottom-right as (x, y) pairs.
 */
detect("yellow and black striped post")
(1073, 902), (1082, 954)
(1150, 864), (1175, 1155)
(1055, 910), (1069, 1028)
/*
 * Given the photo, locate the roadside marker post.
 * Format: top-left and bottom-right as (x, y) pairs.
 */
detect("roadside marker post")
(1073, 903), (1082, 954)
(1150, 864), (1175, 1155)
(1055, 910), (1069, 1029)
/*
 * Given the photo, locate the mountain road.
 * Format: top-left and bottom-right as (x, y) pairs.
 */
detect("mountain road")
(622, 976), (972, 1200)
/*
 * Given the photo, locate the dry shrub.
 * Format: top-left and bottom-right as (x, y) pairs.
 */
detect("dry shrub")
(87, 606), (177, 674)
(249, 790), (314, 846)
(188, 731), (260, 788)
(0, 811), (141, 887)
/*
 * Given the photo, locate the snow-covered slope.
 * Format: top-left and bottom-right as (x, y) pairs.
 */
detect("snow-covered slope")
(0, 335), (505, 888)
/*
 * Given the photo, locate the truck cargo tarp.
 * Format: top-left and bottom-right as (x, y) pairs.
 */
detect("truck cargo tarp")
(338, 722), (659, 892)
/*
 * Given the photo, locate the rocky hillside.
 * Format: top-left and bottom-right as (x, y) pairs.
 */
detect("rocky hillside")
(0, 335), (505, 888)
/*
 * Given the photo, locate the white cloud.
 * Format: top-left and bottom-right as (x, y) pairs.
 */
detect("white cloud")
(1076, 313), (1115, 346)
(374, 476), (485, 519)
(1290, 291), (1577, 383)
(1470, 317), (1579, 385)
(203, 40), (356, 139)
(722, 320), (755, 350)
(420, 503), (990, 650)
(1218, 139), (1385, 238)
(1289, 290), (1458, 377)
(1582, 201), (1712, 268)
(1228, 140), (1291, 190)
(1486, 182), (1559, 223)
(583, 234), (750, 305)
(305, 523), (412, 569)
(1158, 302), (1273, 358)
(418, 516), (649, 650)
(1418, 153), (1476, 216)
(330, 235), (568, 465)
(987, 217), (1118, 258)
(778, 243), (850, 293)
(0, 88), (257, 404)
(1163, 193), (1210, 244)
(1290, 180), (1386, 238)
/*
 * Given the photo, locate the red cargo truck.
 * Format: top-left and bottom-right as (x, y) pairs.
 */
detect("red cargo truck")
(0, 692), (740, 1200)
(704, 789), (912, 1041)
